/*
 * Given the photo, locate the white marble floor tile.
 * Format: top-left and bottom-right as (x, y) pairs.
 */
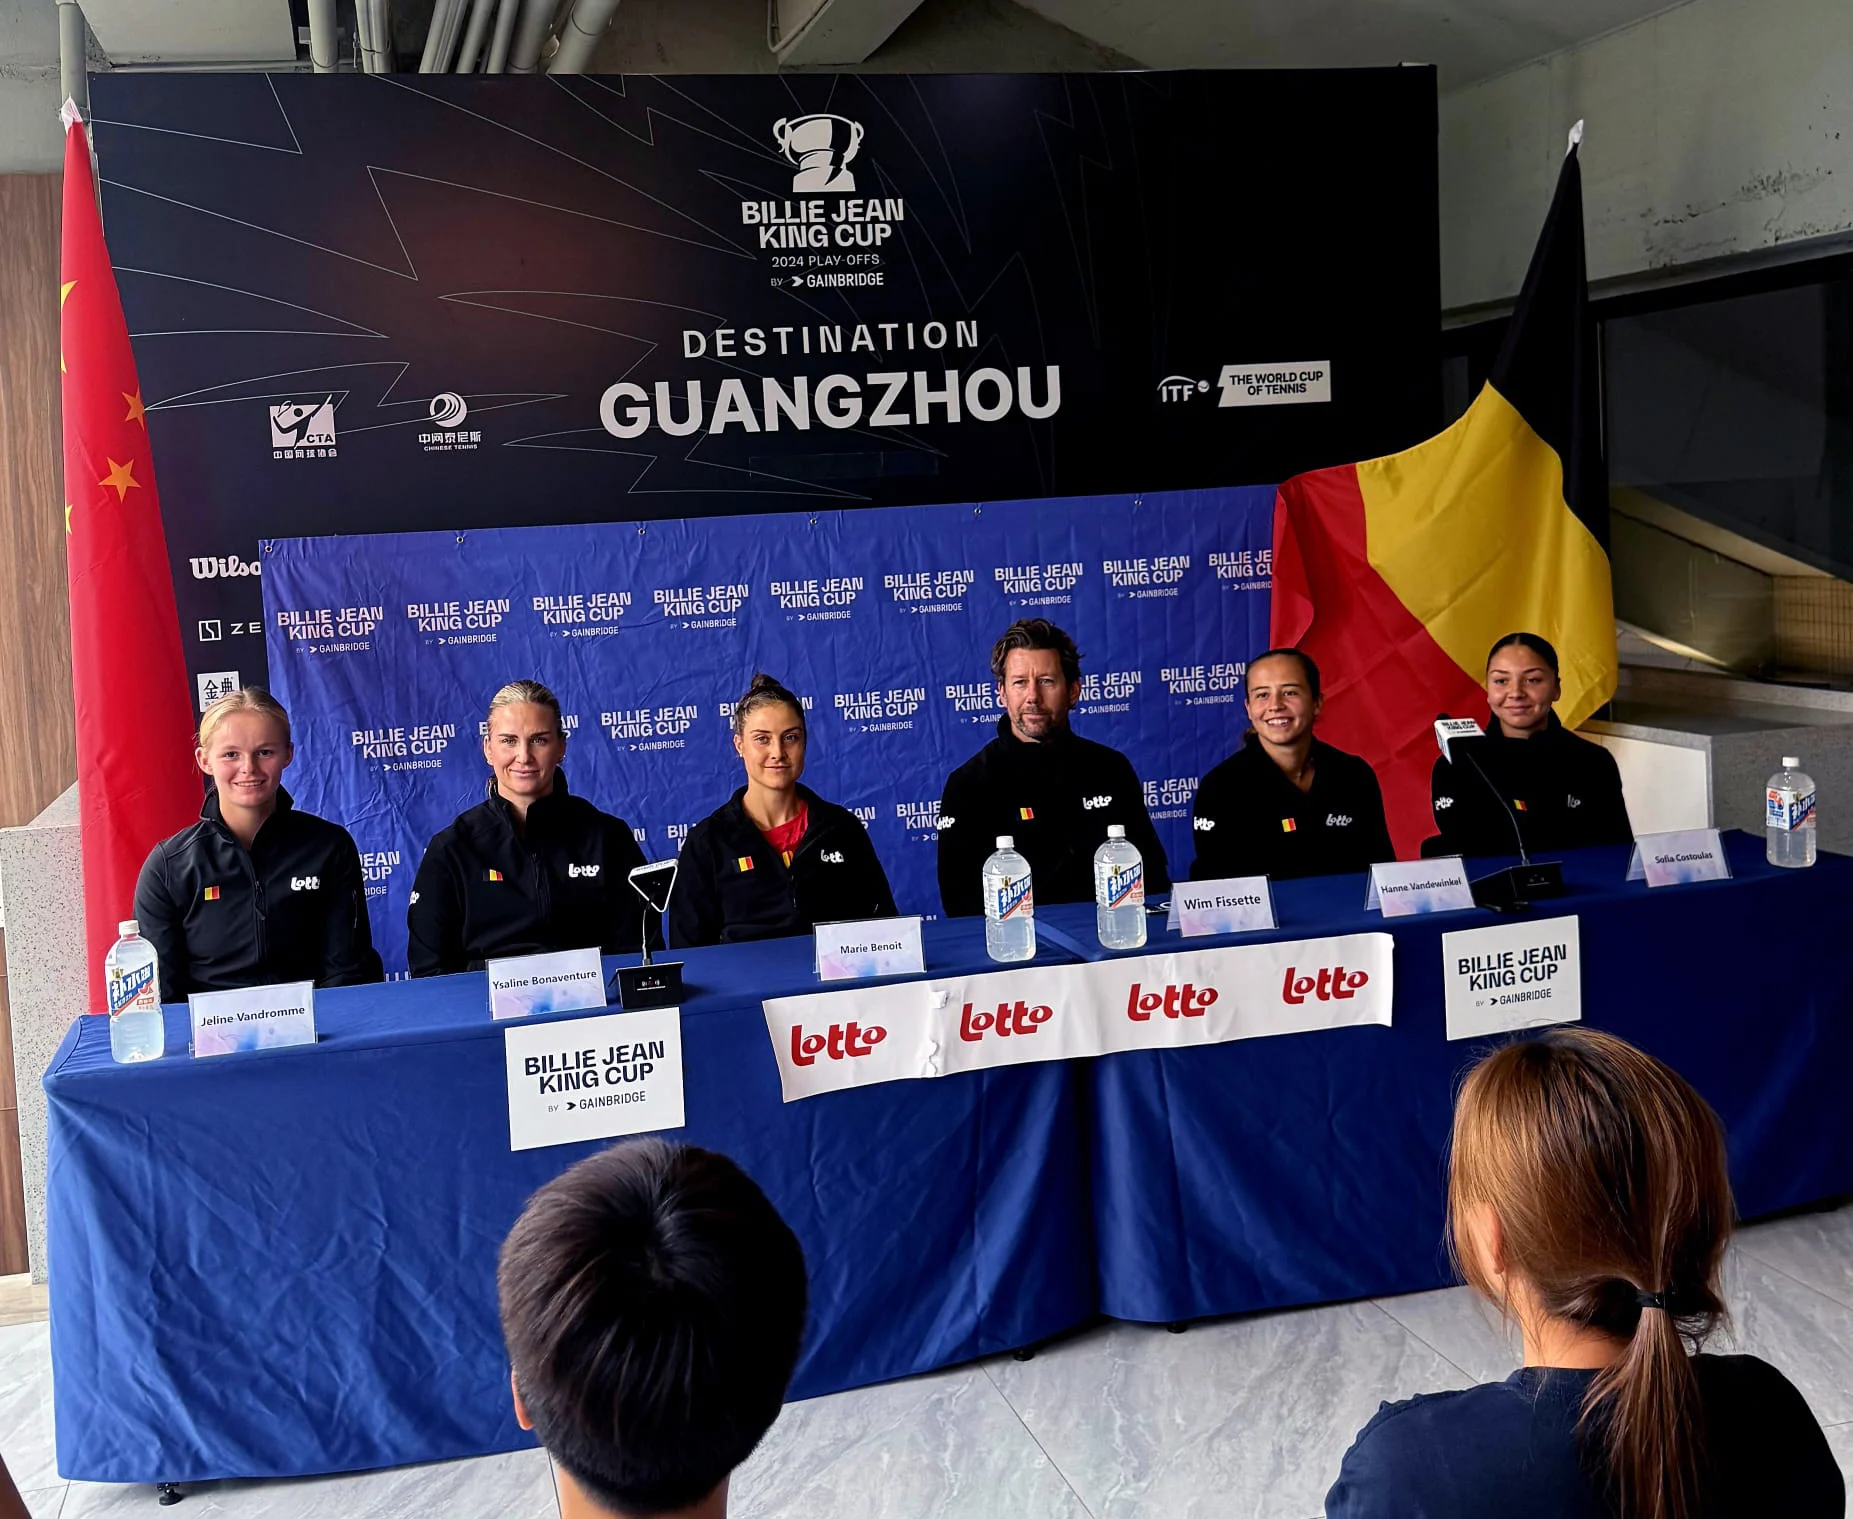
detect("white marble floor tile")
(0, 1323), (57, 1494)
(732, 1365), (1089, 1519)
(59, 1449), (557, 1519)
(986, 1302), (1473, 1519)
(1736, 1204), (1853, 1308)
(1370, 1284), (1516, 1385)
(22, 1487), (65, 1519)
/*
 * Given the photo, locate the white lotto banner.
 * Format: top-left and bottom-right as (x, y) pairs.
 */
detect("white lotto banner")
(760, 932), (1394, 1101)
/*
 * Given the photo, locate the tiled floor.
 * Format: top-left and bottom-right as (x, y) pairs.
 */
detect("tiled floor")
(10, 1203), (1853, 1518)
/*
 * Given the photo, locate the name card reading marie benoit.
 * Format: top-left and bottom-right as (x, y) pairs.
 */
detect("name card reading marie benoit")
(1168, 877), (1276, 938)
(1626, 829), (1732, 888)
(816, 916), (925, 982)
(504, 1007), (685, 1151)
(1366, 857), (1476, 918)
(190, 981), (316, 1058)
(1441, 915), (1582, 1041)
(487, 947), (607, 1020)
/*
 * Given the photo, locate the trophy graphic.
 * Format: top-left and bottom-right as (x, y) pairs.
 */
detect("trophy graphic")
(772, 114), (863, 193)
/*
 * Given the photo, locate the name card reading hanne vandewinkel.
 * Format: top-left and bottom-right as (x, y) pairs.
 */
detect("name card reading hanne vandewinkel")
(1169, 877), (1276, 938)
(816, 916), (925, 982)
(1365, 857), (1476, 918)
(486, 947), (608, 1021)
(190, 981), (317, 1058)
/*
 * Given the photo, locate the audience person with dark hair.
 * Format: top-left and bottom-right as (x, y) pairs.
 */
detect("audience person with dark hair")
(670, 673), (896, 947)
(1326, 1027), (1843, 1519)
(498, 1138), (808, 1519)
(936, 618), (1169, 917)
(407, 680), (653, 975)
(1431, 632), (1632, 857)
(1189, 648), (1395, 881)
(134, 687), (383, 1002)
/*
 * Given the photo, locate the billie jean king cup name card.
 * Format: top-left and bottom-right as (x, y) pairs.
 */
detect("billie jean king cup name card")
(1366, 857), (1476, 917)
(1167, 876), (1276, 937)
(1626, 828), (1731, 888)
(816, 916), (925, 982)
(1441, 915), (1582, 1041)
(486, 947), (608, 1020)
(504, 1007), (685, 1151)
(190, 980), (317, 1057)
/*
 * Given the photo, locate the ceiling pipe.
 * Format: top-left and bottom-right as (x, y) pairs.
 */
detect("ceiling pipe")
(353, 0), (373, 71)
(455, 0), (497, 70)
(547, 0), (618, 72)
(307, 0), (338, 70)
(484, 0), (519, 71)
(357, 0), (394, 71)
(56, 0), (89, 118)
(505, 0), (555, 74)
(418, 0), (458, 70)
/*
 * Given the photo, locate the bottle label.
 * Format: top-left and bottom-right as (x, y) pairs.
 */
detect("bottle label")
(107, 960), (155, 1016)
(1102, 862), (1144, 909)
(990, 874), (1033, 921)
(1767, 787), (1816, 832)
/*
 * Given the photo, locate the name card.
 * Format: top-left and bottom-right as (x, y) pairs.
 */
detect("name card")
(190, 980), (316, 1058)
(1169, 876), (1276, 938)
(1441, 916), (1582, 1041)
(1626, 829), (1731, 888)
(1366, 857), (1476, 918)
(816, 916), (925, 982)
(504, 1007), (684, 1151)
(486, 947), (608, 1020)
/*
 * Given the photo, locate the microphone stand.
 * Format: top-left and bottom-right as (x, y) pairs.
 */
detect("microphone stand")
(1451, 733), (1565, 912)
(613, 863), (685, 1008)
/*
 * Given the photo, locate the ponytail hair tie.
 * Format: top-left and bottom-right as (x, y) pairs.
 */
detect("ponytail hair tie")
(1634, 1289), (1669, 1311)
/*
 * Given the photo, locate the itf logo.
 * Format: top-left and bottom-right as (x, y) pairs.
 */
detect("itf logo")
(269, 398), (337, 458)
(773, 114), (863, 191)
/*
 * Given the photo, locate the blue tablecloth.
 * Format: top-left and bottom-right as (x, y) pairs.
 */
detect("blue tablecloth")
(1055, 832), (1853, 1323)
(45, 918), (1096, 1484)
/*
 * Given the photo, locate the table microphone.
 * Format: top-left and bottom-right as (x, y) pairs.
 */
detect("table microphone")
(1433, 715), (1565, 912)
(612, 859), (685, 1009)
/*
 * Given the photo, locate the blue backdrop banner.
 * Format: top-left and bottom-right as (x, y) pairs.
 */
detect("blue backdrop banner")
(263, 485), (1274, 970)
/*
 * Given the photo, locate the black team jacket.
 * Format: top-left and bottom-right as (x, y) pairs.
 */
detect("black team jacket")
(133, 787), (384, 1003)
(669, 785), (898, 947)
(1430, 715), (1632, 858)
(936, 717), (1170, 916)
(1189, 733), (1396, 881)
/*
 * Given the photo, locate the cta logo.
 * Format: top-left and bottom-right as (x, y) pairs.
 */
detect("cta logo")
(269, 398), (336, 459)
(290, 875), (320, 892)
(773, 113), (863, 193)
(569, 863), (601, 879)
(789, 1020), (885, 1066)
(1126, 982), (1218, 1020)
(959, 1000), (1052, 1041)
(191, 555), (261, 579)
(1156, 374), (1210, 403)
(1281, 965), (1370, 1004)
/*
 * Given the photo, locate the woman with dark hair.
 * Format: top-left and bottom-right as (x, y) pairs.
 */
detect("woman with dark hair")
(407, 679), (652, 975)
(1188, 647), (1394, 880)
(1431, 632), (1633, 857)
(670, 673), (897, 947)
(1327, 1027), (1842, 1519)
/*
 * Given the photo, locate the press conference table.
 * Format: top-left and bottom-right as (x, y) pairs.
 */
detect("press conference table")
(44, 832), (1853, 1484)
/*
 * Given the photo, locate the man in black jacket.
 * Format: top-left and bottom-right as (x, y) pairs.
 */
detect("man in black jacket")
(936, 619), (1169, 917)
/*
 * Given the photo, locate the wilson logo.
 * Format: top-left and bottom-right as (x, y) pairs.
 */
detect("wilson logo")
(790, 1020), (885, 1066)
(569, 863), (601, 878)
(1081, 795), (1113, 810)
(959, 1000), (1053, 1041)
(290, 875), (320, 891)
(1126, 981), (1219, 1020)
(190, 555), (261, 579)
(1282, 966), (1369, 1004)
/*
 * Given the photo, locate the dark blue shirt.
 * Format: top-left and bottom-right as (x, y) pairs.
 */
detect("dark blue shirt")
(1327, 1354), (1842, 1519)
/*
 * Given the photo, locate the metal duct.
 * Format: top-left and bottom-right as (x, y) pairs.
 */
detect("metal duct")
(547, 0), (618, 72)
(307, 0), (338, 70)
(506, 0), (555, 74)
(456, 0), (498, 69)
(485, 0), (520, 71)
(57, 0), (89, 117)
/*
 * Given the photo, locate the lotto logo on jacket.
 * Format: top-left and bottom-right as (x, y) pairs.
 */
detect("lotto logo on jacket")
(569, 863), (600, 878)
(789, 1020), (885, 1065)
(290, 875), (320, 892)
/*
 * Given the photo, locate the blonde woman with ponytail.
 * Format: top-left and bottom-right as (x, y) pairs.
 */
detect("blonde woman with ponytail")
(1327, 1028), (1842, 1519)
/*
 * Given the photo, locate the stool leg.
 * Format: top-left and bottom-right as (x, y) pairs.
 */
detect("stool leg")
(156, 1483), (184, 1506)
(1165, 1321), (1189, 1334)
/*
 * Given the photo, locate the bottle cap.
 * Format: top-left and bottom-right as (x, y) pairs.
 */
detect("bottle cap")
(1783, 756), (1800, 769)
(119, 919), (139, 937)
(996, 835), (1014, 850)
(1107, 824), (1126, 839)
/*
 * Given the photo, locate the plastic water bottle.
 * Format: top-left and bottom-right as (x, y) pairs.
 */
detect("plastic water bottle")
(982, 835), (1036, 963)
(106, 920), (165, 1064)
(1766, 756), (1817, 869)
(1094, 824), (1147, 950)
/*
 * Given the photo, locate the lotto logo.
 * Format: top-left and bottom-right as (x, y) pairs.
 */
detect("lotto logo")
(959, 1000), (1053, 1041)
(1434, 796), (1454, 810)
(1192, 815), (1216, 832)
(1126, 982), (1219, 1021)
(1081, 795), (1113, 810)
(1327, 814), (1353, 828)
(569, 863), (601, 878)
(1281, 966), (1369, 1005)
(937, 816), (957, 830)
(290, 875), (320, 892)
(789, 1020), (885, 1066)
(821, 849), (845, 864)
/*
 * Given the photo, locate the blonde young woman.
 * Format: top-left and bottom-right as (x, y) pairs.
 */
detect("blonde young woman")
(133, 688), (383, 1002)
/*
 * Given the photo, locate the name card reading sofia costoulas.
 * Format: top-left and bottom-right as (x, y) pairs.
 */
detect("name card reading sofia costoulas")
(1168, 877), (1276, 938)
(190, 981), (317, 1058)
(486, 947), (608, 1021)
(816, 916), (925, 982)
(504, 1007), (685, 1151)
(1626, 829), (1731, 888)
(1366, 857), (1476, 918)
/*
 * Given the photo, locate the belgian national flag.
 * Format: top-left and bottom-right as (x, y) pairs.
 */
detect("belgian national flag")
(1271, 124), (1615, 857)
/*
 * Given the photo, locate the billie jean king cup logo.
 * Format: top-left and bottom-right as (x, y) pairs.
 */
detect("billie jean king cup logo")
(774, 114), (863, 192)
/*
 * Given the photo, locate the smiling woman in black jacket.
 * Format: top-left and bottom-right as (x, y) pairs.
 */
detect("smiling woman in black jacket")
(133, 688), (383, 1002)
(670, 673), (897, 948)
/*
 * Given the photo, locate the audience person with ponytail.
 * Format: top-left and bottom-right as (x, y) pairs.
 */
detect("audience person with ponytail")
(134, 688), (383, 1002)
(671, 673), (897, 947)
(1326, 1027), (1843, 1519)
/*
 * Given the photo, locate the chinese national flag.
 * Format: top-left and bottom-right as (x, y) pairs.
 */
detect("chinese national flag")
(61, 111), (199, 1010)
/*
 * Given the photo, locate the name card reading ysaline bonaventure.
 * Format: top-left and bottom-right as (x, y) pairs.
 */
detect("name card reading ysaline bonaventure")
(190, 980), (317, 1058)
(486, 947), (607, 1021)
(504, 1007), (685, 1151)
(1169, 877), (1276, 938)
(816, 916), (925, 982)
(1441, 915), (1582, 1041)
(1626, 829), (1731, 888)
(1365, 857), (1476, 918)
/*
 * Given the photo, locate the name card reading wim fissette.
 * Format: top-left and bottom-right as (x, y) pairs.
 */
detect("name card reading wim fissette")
(1366, 857), (1476, 918)
(190, 981), (316, 1058)
(1170, 877), (1276, 937)
(1627, 829), (1732, 888)
(816, 916), (925, 981)
(504, 1007), (685, 1152)
(1441, 915), (1582, 1041)
(486, 947), (607, 1020)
